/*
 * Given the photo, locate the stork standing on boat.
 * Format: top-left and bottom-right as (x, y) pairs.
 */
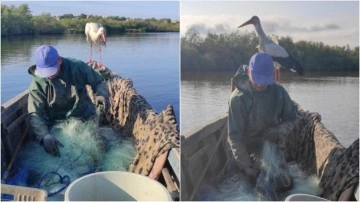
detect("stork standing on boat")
(85, 22), (106, 65)
(238, 16), (304, 81)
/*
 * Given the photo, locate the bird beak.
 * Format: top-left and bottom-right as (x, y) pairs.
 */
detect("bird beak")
(238, 18), (253, 28)
(101, 33), (106, 47)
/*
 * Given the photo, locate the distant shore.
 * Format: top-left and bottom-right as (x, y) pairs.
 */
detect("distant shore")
(1, 4), (179, 37)
(181, 31), (359, 72)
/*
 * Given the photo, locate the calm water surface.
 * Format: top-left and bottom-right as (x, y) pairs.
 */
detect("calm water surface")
(1, 33), (180, 121)
(181, 71), (359, 147)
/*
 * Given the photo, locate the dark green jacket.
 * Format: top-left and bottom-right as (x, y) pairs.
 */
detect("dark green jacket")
(27, 57), (108, 142)
(228, 66), (296, 170)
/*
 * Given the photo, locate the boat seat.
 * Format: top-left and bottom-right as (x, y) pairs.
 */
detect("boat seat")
(1, 184), (47, 201)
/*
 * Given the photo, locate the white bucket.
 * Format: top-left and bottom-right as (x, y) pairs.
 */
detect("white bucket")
(64, 171), (172, 201)
(285, 193), (328, 201)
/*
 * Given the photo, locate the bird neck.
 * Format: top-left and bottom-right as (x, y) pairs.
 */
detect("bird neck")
(254, 24), (267, 42)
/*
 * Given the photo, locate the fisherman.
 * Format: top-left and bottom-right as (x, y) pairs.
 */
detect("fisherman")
(227, 52), (297, 194)
(27, 44), (109, 157)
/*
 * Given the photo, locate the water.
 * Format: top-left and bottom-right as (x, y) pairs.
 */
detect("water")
(181, 71), (359, 147)
(1, 33), (180, 121)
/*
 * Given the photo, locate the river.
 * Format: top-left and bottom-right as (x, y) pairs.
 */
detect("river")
(181, 71), (359, 148)
(1, 33), (180, 121)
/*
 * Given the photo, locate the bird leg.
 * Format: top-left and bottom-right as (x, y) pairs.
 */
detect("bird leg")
(275, 67), (281, 83)
(98, 46), (102, 66)
(88, 41), (93, 63)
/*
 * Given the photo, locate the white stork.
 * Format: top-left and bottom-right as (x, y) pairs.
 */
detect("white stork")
(238, 16), (304, 81)
(85, 22), (106, 65)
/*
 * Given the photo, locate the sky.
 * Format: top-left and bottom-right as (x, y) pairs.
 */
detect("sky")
(1, 1), (180, 20)
(180, 1), (359, 48)
(2, 1), (359, 48)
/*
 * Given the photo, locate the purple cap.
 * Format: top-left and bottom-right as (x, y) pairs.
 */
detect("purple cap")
(249, 52), (274, 85)
(35, 45), (59, 77)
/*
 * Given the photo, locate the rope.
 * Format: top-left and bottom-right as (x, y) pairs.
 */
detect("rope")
(36, 171), (70, 197)
(37, 148), (94, 197)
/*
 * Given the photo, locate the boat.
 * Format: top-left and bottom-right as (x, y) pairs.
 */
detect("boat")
(181, 107), (359, 201)
(1, 62), (180, 201)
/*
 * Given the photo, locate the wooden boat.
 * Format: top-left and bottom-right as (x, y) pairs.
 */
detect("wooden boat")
(181, 114), (228, 201)
(1, 63), (180, 200)
(181, 109), (359, 201)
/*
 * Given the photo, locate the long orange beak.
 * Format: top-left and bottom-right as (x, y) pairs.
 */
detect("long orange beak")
(101, 33), (106, 47)
(238, 18), (254, 28)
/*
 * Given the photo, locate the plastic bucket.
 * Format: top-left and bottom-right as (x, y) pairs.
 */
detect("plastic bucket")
(64, 171), (172, 201)
(285, 193), (328, 201)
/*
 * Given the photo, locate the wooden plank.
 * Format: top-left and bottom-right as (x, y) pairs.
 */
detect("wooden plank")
(5, 113), (26, 135)
(1, 138), (8, 176)
(188, 123), (227, 201)
(168, 148), (180, 180)
(181, 115), (228, 201)
(1, 90), (28, 122)
(162, 166), (179, 201)
(1, 123), (13, 167)
(1, 90), (28, 173)
(162, 167), (177, 192)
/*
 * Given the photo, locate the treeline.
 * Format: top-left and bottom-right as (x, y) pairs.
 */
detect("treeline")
(1, 4), (179, 36)
(181, 29), (359, 72)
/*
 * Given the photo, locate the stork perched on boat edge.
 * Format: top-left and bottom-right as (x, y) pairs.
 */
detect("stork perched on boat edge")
(85, 22), (106, 65)
(238, 16), (304, 81)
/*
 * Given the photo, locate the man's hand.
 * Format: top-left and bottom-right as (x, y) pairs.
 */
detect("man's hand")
(263, 127), (281, 143)
(95, 96), (109, 112)
(42, 134), (63, 157)
(244, 165), (260, 181)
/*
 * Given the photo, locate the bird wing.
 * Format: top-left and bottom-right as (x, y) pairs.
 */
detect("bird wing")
(269, 35), (279, 45)
(85, 23), (90, 41)
(264, 43), (289, 58)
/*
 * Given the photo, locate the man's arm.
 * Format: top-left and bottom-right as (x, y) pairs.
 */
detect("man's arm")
(227, 90), (253, 170)
(80, 62), (109, 110)
(27, 81), (49, 143)
(78, 62), (107, 96)
(264, 86), (297, 143)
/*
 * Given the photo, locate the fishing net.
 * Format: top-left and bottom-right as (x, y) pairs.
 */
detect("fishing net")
(87, 61), (180, 176)
(100, 127), (136, 171)
(285, 107), (359, 200)
(255, 141), (292, 200)
(13, 117), (136, 199)
(255, 141), (322, 200)
(195, 162), (321, 201)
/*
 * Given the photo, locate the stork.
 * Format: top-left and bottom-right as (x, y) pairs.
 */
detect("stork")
(238, 16), (304, 81)
(85, 22), (106, 65)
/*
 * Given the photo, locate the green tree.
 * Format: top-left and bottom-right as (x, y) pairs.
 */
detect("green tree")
(1, 4), (33, 35)
(59, 13), (75, 19)
(1, 3), (179, 36)
(181, 31), (359, 72)
(32, 13), (64, 34)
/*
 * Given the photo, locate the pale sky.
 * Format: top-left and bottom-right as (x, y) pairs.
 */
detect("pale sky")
(2, 1), (359, 48)
(1, 1), (180, 20)
(181, 1), (359, 48)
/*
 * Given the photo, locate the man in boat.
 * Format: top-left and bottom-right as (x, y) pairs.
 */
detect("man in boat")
(27, 44), (109, 157)
(228, 52), (296, 198)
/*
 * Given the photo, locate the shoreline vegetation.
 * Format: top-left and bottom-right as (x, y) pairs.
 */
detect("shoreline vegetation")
(181, 29), (359, 73)
(2, 4), (358, 73)
(1, 4), (179, 36)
